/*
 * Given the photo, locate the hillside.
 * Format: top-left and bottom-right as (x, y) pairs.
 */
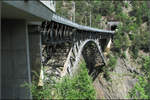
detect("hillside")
(56, 1), (150, 99)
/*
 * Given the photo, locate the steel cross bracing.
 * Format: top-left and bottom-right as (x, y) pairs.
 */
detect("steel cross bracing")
(41, 13), (114, 77)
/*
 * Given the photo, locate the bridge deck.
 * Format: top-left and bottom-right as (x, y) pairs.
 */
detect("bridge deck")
(52, 13), (115, 34)
(2, 1), (53, 22)
(2, 1), (114, 34)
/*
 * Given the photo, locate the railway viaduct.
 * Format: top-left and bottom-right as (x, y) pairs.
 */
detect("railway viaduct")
(1, 1), (114, 99)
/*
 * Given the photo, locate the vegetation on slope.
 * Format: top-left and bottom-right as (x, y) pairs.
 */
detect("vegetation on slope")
(103, 55), (117, 81)
(108, 1), (150, 98)
(23, 61), (96, 99)
(55, 61), (96, 99)
(128, 56), (150, 99)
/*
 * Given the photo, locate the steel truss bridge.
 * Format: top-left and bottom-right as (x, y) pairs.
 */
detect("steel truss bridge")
(41, 13), (114, 78)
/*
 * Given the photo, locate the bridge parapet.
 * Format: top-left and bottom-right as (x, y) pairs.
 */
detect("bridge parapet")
(41, 20), (114, 46)
(52, 14), (115, 34)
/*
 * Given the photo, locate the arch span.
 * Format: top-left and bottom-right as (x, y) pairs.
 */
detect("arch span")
(61, 39), (106, 77)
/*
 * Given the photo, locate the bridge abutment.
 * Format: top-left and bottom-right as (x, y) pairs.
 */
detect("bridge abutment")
(104, 38), (112, 56)
(2, 19), (32, 99)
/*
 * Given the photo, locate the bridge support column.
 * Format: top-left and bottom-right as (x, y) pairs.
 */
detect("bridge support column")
(104, 38), (112, 56)
(1, 19), (32, 99)
(28, 25), (43, 86)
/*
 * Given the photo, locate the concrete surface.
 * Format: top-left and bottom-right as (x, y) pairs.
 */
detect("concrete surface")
(28, 25), (42, 84)
(2, 19), (32, 99)
(1, 1), (53, 22)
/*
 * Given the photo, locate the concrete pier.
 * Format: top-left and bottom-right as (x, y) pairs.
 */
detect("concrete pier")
(1, 1), (54, 99)
(1, 1), (54, 98)
(2, 19), (32, 99)
(28, 25), (43, 85)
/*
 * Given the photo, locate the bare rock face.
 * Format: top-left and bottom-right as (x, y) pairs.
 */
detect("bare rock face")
(93, 57), (138, 99)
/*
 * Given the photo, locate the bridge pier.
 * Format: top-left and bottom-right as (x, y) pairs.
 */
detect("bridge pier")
(1, 19), (32, 99)
(28, 25), (43, 86)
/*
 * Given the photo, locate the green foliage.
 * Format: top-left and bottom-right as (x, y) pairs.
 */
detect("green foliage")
(130, 33), (140, 59)
(113, 24), (131, 54)
(128, 56), (150, 99)
(115, 12), (129, 24)
(103, 69), (111, 81)
(122, 52), (126, 59)
(131, 1), (149, 25)
(139, 32), (150, 52)
(21, 73), (53, 100)
(23, 61), (96, 99)
(124, 2), (129, 8)
(103, 55), (117, 81)
(108, 55), (117, 71)
(96, 14), (102, 22)
(55, 61), (96, 99)
(113, 1), (150, 58)
(56, 1), (118, 28)
(130, 31), (150, 58)
(96, 1), (114, 16)
(128, 76), (149, 99)
(56, 1), (73, 19)
(114, 2), (122, 15)
(142, 56), (150, 76)
(129, 77), (147, 99)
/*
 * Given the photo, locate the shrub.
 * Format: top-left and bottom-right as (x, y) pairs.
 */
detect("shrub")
(122, 52), (126, 59)
(130, 33), (140, 59)
(131, 46), (139, 59)
(23, 61), (96, 99)
(113, 24), (131, 54)
(128, 56), (150, 99)
(55, 61), (96, 99)
(103, 55), (117, 81)
(130, 31), (150, 58)
(128, 76), (149, 99)
(103, 69), (111, 81)
(142, 56), (150, 76)
(139, 32), (150, 52)
(108, 55), (117, 71)
(22, 74), (53, 100)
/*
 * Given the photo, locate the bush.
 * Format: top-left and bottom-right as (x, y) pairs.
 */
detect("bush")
(55, 61), (96, 99)
(103, 69), (111, 81)
(113, 24), (131, 54)
(128, 56), (150, 99)
(122, 52), (127, 59)
(142, 56), (150, 76)
(22, 74), (53, 100)
(130, 31), (150, 58)
(23, 61), (96, 99)
(139, 32), (150, 52)
(128, 76), (149, 99)
(103, 55), (117, 81)
(108, 55), (117, 71)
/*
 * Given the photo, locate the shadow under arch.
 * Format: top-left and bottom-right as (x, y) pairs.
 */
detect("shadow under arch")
(80, 40), (105, 81)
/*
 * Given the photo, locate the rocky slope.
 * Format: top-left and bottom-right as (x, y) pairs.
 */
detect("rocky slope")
(93, 50), (149, 99)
